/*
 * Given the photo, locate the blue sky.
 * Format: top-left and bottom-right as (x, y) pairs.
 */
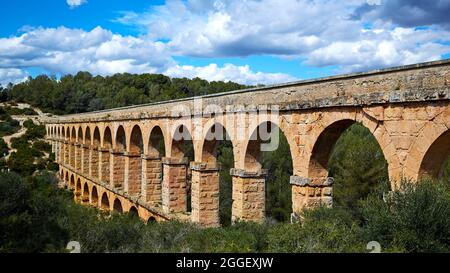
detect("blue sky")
(0, 0), (450, 86)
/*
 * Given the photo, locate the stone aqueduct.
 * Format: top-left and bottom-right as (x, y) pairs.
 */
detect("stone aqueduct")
(45, 60), (450, 227)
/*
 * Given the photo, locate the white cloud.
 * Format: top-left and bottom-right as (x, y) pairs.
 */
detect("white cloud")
(165, 63), (297, 85)
(0, 68), (29, 87)
(306, 27), (450, 72)
(116, 0), (450, 71)
(67, 0), (87, 8)
(0, 26), (295, 86)
(0, 26), (174, 76)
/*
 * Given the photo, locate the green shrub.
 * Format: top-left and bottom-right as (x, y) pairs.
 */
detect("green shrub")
(23, 108), (38, 115)
(11, 137), (29, 150)
(0, 120), (20, 137)
(268, 207), (365, 253)
(23, 119), (34, 129)
(47, 161), (60, 172)
(32, 140), (52, 154)
(0, 138), (8, 157)
(24, 123), (46, 140)
(359, 179), (450, 252)
(7, 149), (36, 176)
(0, 172), (68, 252)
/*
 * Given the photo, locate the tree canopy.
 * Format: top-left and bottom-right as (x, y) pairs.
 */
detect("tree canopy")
(2, 72), (249, 115)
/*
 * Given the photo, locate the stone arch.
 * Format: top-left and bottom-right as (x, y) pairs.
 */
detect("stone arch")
(243, 121), (292, 173)
(169, 124), (194, 158)
(90, 127), (101, 179)
(111, 125), (126, 190)
(70, 127), (76, 142)
(84, 126), (91, 145)
(74, 127), (83, 171)
(100, 192), (110, 210)
(239, 120), (294, 223)
(293, 114), (392, 213)
(405, 119), (450, 180)
(194, 122), (235, 226)
(103, 127), (113, 149)
(69, 127), (76, 166)
(93, 127), (101, 148)
(82, 126), (91, 175)
(148, 125), (165, 157)
(77, 127), (83, 143)
(82, 182), (89, 204)
(165, 124), (194, 213)
(115, 125), (127, 151)
(144, 125), (165, 205)
(128, 206), (139, 218)
(75, 178), (82, 202)
(307, 119), (355, 183)
(67, 172), (71, 188)
(113, 198), (123, 213)
(128, 124), (144, 153)
(199, 122), (233, 168)
(418, 130), (450, 179)
(147, 216), (156, 223)
(305, 115), (393, 183)
(91, 186), (99, 206)
(100, 126), (112, 183)
(127, 125), (144, 196)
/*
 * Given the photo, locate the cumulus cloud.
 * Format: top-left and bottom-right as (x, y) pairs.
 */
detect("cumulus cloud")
(0, 26), (174, 76)
(0, 26), (295, 85)
(0, 68), (29, 87)
(353, 0), (450, 30)
(165, 63), (297, 85)
(306, 27), (450, 72)
(67, 0), (87, 8)
(116, 0), (450, 71)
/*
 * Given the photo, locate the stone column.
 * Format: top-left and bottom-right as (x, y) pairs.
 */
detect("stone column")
(190, 162), (220, 227)
(55, 141), (59, 163)
(142, 155), (162, 206)
(290, 176), (333, 221)
(75, 143), (82, 172)
(161, 157), (188, 213)
(90, 147), (99, 180)
(55, 141), (60, 163)
(231, 168), (267, 223)
(64, 141), (69, 166)
(61, 141), (65, 164)
(124, 151), (142, 196)
(70, 143), (75, 167)
(82, 144), (90, 175)
(110, 149), (125, 190)
(99, 148), (110, 183)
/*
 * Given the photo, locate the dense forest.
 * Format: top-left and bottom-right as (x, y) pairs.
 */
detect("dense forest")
(1, 72), (450, 253)
(0, 72), (249, 114)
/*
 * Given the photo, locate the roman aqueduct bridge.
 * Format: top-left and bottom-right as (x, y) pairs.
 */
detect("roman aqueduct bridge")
(45, 60), (450, 227)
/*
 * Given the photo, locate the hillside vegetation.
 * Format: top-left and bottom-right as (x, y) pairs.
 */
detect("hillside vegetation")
(1, 72), (249, 115)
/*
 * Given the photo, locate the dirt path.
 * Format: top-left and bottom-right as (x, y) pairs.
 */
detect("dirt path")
(3, 121), (26, 159)
(1, 102), (50, 159)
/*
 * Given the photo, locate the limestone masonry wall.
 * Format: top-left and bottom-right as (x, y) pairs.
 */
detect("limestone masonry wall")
(45, 60), (450, 227)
